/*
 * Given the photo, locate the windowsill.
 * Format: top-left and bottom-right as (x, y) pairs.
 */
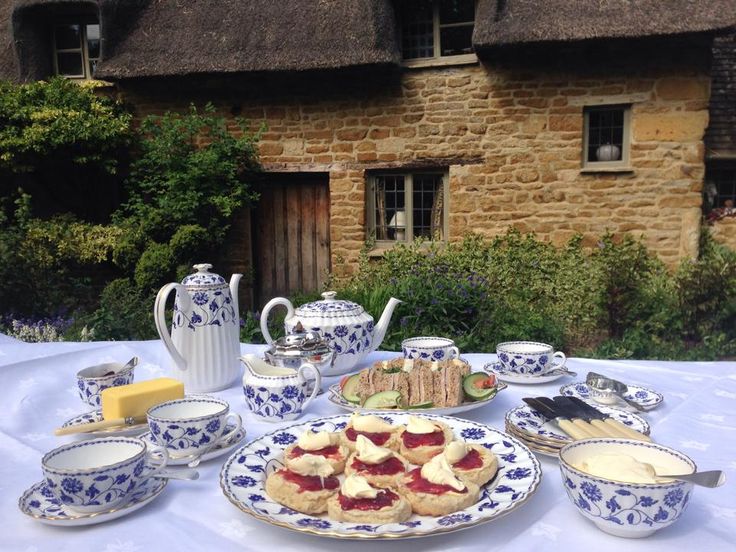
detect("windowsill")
(580, 166), (634, 174)
(366, 241), (446, 258)
(401, 54), (478, 70)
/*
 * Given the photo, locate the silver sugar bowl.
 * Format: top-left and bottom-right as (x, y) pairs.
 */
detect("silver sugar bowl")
(264, 322), (335, 393)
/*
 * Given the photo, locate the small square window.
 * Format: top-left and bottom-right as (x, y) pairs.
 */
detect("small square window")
(368, 172), (447, 243)
(399, 0), (475, 62)
(583, 105), (631, 169)
(53, 21), (100, 79)
(707, 163), (736, 209)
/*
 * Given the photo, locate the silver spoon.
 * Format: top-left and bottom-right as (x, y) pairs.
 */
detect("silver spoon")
(656, 470), (726, 488)
(545, 368), (578, 378)
(586, 372), (647, 412)
(155, 469), (200, 481)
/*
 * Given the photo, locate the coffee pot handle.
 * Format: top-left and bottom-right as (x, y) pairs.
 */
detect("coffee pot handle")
(260, 297), (295, 344)
(154, 283), (189, 371)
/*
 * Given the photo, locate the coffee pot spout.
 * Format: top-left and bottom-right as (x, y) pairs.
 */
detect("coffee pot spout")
(370, 297), (402, 352)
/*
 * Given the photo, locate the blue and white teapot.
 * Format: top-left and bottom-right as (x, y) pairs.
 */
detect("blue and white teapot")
(154, 264), (242, 392)
(260, 291), (401, 376)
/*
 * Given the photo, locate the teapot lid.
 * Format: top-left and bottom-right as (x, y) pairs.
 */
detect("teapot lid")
(295, 291), (364, 316)
(181, 263), (227, 286)
(269, 322), (332, 356)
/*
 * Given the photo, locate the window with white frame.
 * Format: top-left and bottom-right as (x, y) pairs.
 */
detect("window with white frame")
(53, 21), (100, 79)
(399, 0), (475, 62)
(582, 105), (632, 169)
(367, 172), (448, 243)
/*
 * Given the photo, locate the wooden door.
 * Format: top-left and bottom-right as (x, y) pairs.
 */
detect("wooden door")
(252, 173), (331, 306)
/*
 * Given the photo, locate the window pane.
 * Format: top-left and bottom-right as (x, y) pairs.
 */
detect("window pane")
(89, 58), (98, 77)
(440, 0), (475, 24)
(412, 174), (443, 240)
(57, 52), (84, 76)
(55, 24), (81, 50)
(440, 24), (473, 56)
(374, 175), (406, 241)
(708, 166), (736, 208)
(87, 24), (100, 59)
(586, 107), (625, 163)
(401, 0), (434, 59)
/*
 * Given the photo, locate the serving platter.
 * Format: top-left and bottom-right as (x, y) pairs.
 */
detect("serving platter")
(326, 380), (507, 416)
(19, 477), (167, 526)
(559, 382), (664, 410)
(220, 412), (542, 540)
(504, 404), (650, 445)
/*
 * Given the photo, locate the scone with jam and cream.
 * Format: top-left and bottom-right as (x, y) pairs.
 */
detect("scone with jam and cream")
(398, 453), (480, 516)
(327, 474), (412, 524)
(398, 415), (454, 465)
(344, 434), (409, 488)
(264, 454), (340, 514)
(340, 413), (402, 452)
(284, 430), (349, 474)
(444, 441), (498, 487)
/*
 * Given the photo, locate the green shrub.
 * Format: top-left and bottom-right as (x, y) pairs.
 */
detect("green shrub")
(87, 278), (157, 341)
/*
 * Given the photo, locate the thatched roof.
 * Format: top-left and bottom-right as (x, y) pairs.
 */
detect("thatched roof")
(94, 0), (399, 79)
(474, 0), (736, 49)
(707, 32), (736, 158)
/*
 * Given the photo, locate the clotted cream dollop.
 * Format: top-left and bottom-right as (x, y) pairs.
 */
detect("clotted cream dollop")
(444, 441), (469, 464)
(406, 415), (438, 434)
(355, 434), (394, 464)
(298, 430), (337, 451)
(288, 453), (335, 479)
(342, 474), (379, 499)
(351, 413), (394, 433)
(420, 453), (465, 491)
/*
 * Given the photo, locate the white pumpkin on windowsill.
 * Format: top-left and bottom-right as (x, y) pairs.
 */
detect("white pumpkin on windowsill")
(596, 144), (621, 162)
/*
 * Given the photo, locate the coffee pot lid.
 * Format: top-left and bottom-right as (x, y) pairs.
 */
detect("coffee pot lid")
(181, 263), (227, 287)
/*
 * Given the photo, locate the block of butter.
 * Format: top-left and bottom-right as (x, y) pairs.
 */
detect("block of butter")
(101, 377), (184, 420)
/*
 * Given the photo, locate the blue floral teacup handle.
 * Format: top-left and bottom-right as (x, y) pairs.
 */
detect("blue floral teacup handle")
(144, 444), (170, 482)
(218, 412), (243, 445)
(298, 363), (322, 411)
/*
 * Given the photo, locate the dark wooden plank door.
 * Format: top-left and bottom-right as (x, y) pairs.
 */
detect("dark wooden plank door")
(252, 173), (331, 306)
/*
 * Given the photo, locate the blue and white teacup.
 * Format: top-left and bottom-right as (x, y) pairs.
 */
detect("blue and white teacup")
(41, 436), (168, 514)
(240, 355), (321, 422)
(496, 341), (566, 375)
(147, 396), (242, 458)
(402, 337), (460, 361)
(76, 361), (135, 408)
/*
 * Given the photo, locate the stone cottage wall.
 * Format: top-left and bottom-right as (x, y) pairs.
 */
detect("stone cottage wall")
(118, 38), (712, 278)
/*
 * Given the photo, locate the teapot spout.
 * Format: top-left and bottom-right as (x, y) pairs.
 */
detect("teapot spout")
(370, 297), (402, 352)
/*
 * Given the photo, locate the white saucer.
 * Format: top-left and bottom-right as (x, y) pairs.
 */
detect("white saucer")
(19, 476), (167, 526)
(483, 362), (568, 384)
(139, 424), (246, 466)
(60, 409), (148, 437)
(559, 381), (664, 410)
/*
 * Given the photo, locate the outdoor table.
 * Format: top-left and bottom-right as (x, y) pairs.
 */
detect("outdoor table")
(1, 338), (734, 551)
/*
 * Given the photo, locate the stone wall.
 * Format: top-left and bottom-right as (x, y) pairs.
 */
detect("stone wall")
(118, 37), (713, 277)
(711, 217), (736, 251)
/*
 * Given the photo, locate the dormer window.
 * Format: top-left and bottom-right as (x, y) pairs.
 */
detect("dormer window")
(399, 0), (475, 63)
(53, 22), (99, 79)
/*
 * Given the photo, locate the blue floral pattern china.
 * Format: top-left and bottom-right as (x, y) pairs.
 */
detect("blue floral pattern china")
(560, 382), (664, 410)
(220, 413), (542, 539)
(326, 375), (508, 416)
(147, 396), (242, 458)
(259, 291), (402, 376)
(60, 409), (148, 436)
(484, 362), (568, 385)
(41, 437), (169, 514)
(496, 341), (566, 375)
(140, 423), (246, 466)
(559, 438), (696, 538)
(401, 336), (460, 361)
(76, 361), (135, 408)
(19, 477), (167, 527)
(505, 404), (650, 444)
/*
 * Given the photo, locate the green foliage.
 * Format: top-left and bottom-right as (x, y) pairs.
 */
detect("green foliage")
(0, 78), (132, 174)
(87, 278), (157, 341)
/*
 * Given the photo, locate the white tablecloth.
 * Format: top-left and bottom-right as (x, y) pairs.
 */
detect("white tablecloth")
(1, 339), (735, 551)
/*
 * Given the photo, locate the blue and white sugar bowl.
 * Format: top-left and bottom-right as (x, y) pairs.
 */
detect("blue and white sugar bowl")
(76, 358), (136, 408)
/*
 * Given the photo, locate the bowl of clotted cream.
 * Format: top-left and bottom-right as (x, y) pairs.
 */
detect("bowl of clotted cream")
(558, 438), (696, 538)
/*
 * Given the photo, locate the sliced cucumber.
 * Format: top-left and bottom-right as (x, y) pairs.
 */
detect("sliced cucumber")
(408, 400), (434, 409)
(341, 373), (362, 404)
(463, 373), (497, 401)
(362, 390), (403, 409)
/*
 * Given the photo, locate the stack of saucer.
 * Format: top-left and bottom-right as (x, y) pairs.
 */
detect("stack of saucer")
(504, 405), (569, 457)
